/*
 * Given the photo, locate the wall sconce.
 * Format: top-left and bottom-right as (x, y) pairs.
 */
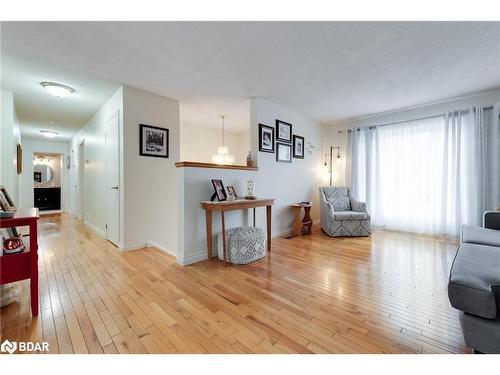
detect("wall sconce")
(324, 146), (341, 186)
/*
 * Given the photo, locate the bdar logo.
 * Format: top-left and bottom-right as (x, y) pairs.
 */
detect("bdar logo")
(1, 339), (17, 354)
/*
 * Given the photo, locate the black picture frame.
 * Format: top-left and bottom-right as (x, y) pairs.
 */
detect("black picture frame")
(276, 142), (292, 163)
(258, 124), (275, 153)
(139, 124), (169, 158)
(276, 120), (292, 143)
(293, 135), (305, 159)
(211, 179), (227, 202)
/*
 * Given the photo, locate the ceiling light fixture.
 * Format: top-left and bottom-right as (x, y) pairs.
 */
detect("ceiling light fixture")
(40, 81), (75, 98)
(211, 115), (235, 165)
(40, 130), (59, 138)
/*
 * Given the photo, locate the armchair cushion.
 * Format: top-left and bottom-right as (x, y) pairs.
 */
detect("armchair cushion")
(322, 187), (351, 211)
(334, 211), (368, 221)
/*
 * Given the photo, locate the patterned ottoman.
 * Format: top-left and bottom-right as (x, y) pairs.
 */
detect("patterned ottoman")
(217, 226), (266, 264)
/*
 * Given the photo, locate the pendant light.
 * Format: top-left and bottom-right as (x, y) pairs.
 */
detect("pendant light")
(211, 115), (235, 165)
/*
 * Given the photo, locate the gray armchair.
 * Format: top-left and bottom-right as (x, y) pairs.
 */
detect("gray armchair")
(319, 186), (371, 237)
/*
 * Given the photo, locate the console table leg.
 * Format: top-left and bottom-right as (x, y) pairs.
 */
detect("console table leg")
(30, 221), (39, 316)
(221, 211), (227, 266)
(205, 210), (212, 259)
(266, 205), (272, 252)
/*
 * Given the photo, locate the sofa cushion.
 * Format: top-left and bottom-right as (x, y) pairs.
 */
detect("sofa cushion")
(448, 243), (500, 319)
(461, 225), (500, 247)
(333, 211), (367, 221)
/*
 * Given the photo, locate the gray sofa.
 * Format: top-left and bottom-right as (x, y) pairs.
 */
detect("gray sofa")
(448, 211), (500, 354)
(319, 186), (371, 237)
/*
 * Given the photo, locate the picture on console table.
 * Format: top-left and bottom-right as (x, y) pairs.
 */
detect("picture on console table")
(140, 124), (169, 158)
(293, 135), (305, 159)
(211, 179), (227, 201)
(226, 185), (238, 200)
(276, 119), (292, 143)
(258, 124), (275, 153)
(276, 142), (292, 163)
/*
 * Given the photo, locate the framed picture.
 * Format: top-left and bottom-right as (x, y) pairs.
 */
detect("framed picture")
(293, 135), (305, 159)
(258, 124), (275, 153)
(66, 154), (71, 170)
(276, 142), (292, 163)
(16, 143), (22, 175)
(211, 179), (227, 202)
(140, 124), (169, 158)
(226, 185), (238, 200)
(0, 185), (16, 212)
(276, 120), (292, 143)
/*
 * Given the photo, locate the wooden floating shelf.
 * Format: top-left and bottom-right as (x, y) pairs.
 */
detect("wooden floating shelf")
(175, 161), (258, 171)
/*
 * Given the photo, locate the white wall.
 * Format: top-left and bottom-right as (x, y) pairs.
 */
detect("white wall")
(177, 167), (259, 265)
(68, 86), (123, 233)
(121, 86), (180, 254)
(180, 121), (250, 165)
(20, 140), (69, 209)
(0, 90), (21, 205)
(252, 97), (324, 223)
(323, 88), (500, 186)
(176, 97), (324, 265)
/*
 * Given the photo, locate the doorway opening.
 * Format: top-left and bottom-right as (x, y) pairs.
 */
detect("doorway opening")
(32, 152), (63, 213)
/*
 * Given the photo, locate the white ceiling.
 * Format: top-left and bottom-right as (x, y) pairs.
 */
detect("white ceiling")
(2, 21), (500, 140)
(180, 96), (250, 133)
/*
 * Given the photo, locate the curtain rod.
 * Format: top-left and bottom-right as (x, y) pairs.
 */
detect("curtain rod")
(336, 105), (495, 133)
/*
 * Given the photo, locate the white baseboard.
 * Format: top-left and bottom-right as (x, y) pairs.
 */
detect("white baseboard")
(177, 225), (308, 266)
(84, 220), (105, 237)
(176, 251), (208, 266)
(39, 210), (62, 215)
(147, 241), (176, 258)
(118, 241), (148, 252)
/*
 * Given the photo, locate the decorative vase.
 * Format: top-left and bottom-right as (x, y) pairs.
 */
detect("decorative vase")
(246, 151), (253, 167)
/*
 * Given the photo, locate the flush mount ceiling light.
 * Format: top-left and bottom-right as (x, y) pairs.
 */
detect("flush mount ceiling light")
(40, 130), (59, 138)
(40, 81), (75, 98)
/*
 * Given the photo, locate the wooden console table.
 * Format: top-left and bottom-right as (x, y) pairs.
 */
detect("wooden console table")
(0, 208), (39, 316)
(290, 203), (313, 237)
(201, 198), (274, 266)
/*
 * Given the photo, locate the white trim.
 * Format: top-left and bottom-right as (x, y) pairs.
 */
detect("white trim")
(118, 241), (147, 252)
(84, 220), (105, 237)
(176, 251), (208, 266)
(39, 210), (62, 215)
(272, 226), (293, 239)
(176, 224), (313, 266)
(147, 241), (176, 258)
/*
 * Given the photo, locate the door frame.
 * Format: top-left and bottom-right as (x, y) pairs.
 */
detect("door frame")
(77, 139), (85, 220)
(104, 109), (121, 246)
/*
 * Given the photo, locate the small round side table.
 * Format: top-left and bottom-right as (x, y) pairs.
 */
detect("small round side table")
(290, 204), (313, 237)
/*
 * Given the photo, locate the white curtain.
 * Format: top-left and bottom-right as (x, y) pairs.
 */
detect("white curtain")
(347, 106), (498, 235)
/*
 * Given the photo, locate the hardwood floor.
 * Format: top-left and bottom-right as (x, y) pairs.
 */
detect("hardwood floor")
(0, 213), (469, 354)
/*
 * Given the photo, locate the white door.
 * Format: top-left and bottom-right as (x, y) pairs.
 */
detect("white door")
(77, 142), (85, 220)
(105, 111), (120, 246)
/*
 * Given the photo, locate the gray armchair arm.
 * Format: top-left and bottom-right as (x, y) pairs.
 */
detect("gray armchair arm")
(349, 195), (367, 213)
(484, 211), (500, 230)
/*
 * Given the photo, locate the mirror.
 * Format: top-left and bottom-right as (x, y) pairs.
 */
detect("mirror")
(33, 164), (53, 184)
